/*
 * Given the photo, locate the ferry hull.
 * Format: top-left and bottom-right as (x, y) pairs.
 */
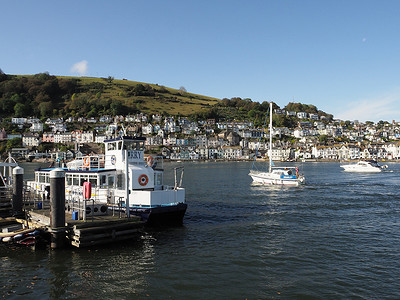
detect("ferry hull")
(132, 203), (187, 226)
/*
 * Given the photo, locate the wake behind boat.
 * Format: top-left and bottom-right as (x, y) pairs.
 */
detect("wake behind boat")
(249, 102), (305, 186)
(340, 160), (388, 173)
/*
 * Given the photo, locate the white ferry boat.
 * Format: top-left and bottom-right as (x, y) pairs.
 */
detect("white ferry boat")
(27, 136), (186, 225)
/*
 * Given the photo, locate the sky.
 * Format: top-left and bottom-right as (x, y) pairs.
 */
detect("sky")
(2, 0), (400, 122)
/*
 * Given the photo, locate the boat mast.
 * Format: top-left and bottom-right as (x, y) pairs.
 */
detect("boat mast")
(269, 102), (273, 173)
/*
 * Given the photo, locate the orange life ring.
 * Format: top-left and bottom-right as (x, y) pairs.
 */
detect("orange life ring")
(147, 156), (154, 167)
(138, 174), (149, 186)
(83, 156), (90, 167)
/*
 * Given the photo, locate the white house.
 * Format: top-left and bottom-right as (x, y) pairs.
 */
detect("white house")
(196, 135), (208, 147)
(297, 112), (308, 119)
(142, 123), (153, 135)
(222, 146), (242, 160)
(54, 133), (72, 144)
(12, 118), (27, 125)
(30, 122), (43, 132)
(22, 134), (41, 147)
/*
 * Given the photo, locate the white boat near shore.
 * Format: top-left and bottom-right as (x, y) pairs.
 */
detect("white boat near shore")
(340, 160), (388, 173)
(249, 103), (305, 186)
(27, 136), (187, 225)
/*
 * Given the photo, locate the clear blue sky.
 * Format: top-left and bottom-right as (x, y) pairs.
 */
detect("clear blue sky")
(2, 0), (400, 122)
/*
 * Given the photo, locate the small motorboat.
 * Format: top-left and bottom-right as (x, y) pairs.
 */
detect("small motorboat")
(340, 160), (388, 173)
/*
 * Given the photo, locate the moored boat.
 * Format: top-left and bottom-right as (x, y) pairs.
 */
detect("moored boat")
(27, 136), (187, 225)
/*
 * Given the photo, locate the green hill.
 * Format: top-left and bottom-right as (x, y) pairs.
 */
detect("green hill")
(0, 73), (219, 118)
(0, 72), (333, 126)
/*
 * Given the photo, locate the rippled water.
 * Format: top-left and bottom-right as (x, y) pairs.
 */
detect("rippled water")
(2, 161), (400, 299)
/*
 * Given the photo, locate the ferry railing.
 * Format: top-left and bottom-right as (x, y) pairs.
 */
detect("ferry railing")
(67, 154), (106, 171)
(23, 184), (50, 211)
(65, 184), (126, 221)
(174, 166), (184, 189)
(145, 155), (163, 169)
(65, 185), (97, 222)
(107, 195), (124, 218)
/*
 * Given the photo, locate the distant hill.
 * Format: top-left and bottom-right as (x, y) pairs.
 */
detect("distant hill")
(0, 72), (333, 126)
(0, 73), (219, 119)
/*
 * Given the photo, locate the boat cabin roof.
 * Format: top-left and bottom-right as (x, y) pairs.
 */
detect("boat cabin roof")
(104, 136), (146, 143)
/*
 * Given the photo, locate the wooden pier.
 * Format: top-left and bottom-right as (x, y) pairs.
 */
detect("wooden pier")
(26, 209), (145, 248)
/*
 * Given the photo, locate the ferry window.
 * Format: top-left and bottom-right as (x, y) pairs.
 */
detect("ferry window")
(100, 175), (107, 187)
(89, 175), (97, 187)
(118, 141), (122, 150)
(107, 142), (116, 151)
(73, 175), (79, 186)
(108, 176), (115, 188)
(155, 172), (162, 186)
(45, 174), (50, 184)
(80, 175), (89, 186)
(117, 174), (124, 189)
(125, 142), (143, 150)
(39, 173), (46, 183)
(66, 175), (72, 186)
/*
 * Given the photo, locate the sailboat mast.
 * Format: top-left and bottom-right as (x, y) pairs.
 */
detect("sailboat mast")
(269, 102), (273, 173)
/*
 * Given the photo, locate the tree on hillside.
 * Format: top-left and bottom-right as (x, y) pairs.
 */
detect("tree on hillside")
(39, 101), (53, 118)
(285, 102), (318, 113)
(110, 100), (124, 115)
(6, 137), (22, 152)
(0, 69), (6, 82)
(14, 103), (28, 117)
(319, 135), (328, 145)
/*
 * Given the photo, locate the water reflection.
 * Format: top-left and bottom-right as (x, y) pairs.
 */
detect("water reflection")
(45, 234), (157, 299)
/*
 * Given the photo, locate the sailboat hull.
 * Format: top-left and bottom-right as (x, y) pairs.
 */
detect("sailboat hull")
(249, 171), (304, 186)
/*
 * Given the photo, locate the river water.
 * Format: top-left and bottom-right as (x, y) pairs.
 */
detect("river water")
(1, 161), (400, 299)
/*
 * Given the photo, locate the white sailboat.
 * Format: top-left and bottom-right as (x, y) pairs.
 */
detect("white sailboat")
(249, 103), (305, 186)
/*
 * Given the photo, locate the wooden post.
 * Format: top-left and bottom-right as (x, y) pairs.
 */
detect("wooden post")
(12, 166), (24, 217)
(49, 168), (66, 249)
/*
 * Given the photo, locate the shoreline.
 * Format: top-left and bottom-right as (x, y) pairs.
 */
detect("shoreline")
(26, 158), (398, 164)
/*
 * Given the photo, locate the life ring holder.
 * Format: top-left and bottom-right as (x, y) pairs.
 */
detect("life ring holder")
(147, 156), (154, 167)
(138, 174), (149, 186)
(83, 156), (90, 168)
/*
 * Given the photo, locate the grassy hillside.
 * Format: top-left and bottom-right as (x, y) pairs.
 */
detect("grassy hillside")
(20, 74), (220, 117)
(61, 76), (220, 116)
